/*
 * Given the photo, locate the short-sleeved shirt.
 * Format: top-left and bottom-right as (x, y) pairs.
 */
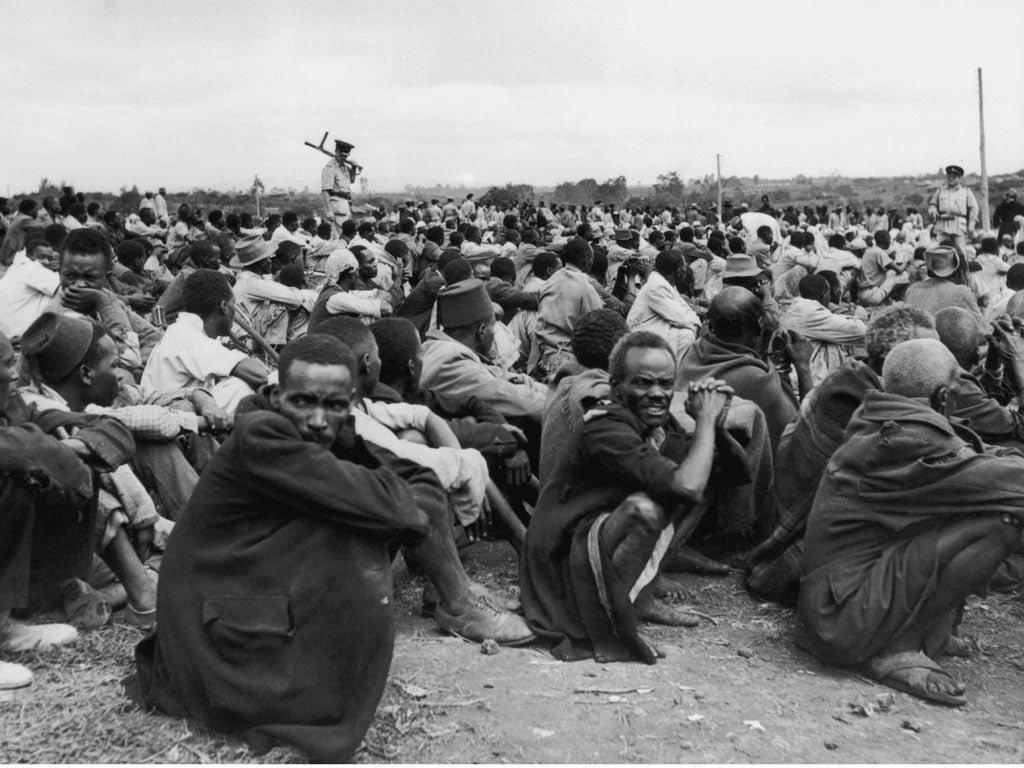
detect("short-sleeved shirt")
(0, 257), (60, 338)
(321, 159), (350, 194)
(140, 312), (247, 394)
(858, 246), (894, 289)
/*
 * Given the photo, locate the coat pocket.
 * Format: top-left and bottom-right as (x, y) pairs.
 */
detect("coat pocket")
(202, 595), (294, 651)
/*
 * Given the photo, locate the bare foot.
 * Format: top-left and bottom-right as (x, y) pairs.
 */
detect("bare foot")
(635, 591), (699, 627)
(941, 634), (977, 658)
(593, 635), (664, 663)
(650, 573), (696, 602)
(593, 638), (635, 663)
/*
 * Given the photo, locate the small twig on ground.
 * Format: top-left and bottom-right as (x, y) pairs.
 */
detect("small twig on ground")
(684, 610), (720, 625)
(415, 698), (488, 708)
(574, 686), (655, 695)
(142, 734), (192, 763)
(994, 722), (1024, 731)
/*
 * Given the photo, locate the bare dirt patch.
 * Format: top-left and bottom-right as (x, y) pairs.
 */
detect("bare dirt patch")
(2, 541), (1023, 763)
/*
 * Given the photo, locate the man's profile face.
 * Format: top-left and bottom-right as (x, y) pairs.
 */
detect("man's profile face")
(357, 252), (378, 281)
(60, 252), (106, 291)
(0, 336), (17, 413)
(204, 246), (223, 270)
(614, 346), (676, 430)
(30, 245), (59, 272)
(216, 297), (237, 336)
(274, 361), (354, 446)
(83, 335), (121, 408)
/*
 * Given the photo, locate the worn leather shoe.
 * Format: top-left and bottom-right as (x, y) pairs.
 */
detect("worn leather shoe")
(0, 622), (78, 653)
(0, 661), (33, 699)
(435, 596), (536, 646)
(422, 582), (522, 617)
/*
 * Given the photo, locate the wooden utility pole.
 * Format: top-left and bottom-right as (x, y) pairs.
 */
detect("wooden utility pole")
(253, 175), (262, 219)
(716, 154), (723, 226)
(977, 67), (990, 230)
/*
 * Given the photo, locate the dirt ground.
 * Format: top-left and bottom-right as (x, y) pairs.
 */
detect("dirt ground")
(2, 540), (1023, 764)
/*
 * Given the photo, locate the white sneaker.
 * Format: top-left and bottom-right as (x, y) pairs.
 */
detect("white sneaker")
(0, 622), (78, 653)
(0, 660), (33, 693)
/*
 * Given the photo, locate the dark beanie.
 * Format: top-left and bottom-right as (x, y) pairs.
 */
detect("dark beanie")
(21, 312), (97, 383)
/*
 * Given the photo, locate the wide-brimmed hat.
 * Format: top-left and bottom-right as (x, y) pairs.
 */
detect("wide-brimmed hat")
(229, 235), (276, 268)
(925, 246), (959, 277)
(723, 254), (763, 278)
(613, 229), (634, 243)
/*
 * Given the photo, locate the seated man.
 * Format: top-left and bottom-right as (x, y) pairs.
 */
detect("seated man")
(799, 338), (1024, 706)
(484, 256), (540, 322)
(135, 335), (441, 762)
(230, 237), (317, 347)
(142, 271), (268, 415)
(540, 308), (627, 484)
(396, 252), (469, 339)
(678, 286), (805, 450)
(857, 230), (908, 307)
(0, 331), (83, 692)
(534, 239), (604, 379)
(51, 228), (163, 376)
(307, 249), (392, 331)
(509, 252), (562, 373)
(368, 317), (524, 479)
(154, 240), (223, 325)
(235, 320), (530, 643)
(782, 274), (867, 386)
(0, 230), (60, 340)
(20, 312), (227, 521)
(626, 250), (701, 362)
(421, 279), (547, 427)
(521, 331), (737, 663)
(746, 304), (937, 603)
(905, 246), (980, 317)
(936, 306), (1024, 451)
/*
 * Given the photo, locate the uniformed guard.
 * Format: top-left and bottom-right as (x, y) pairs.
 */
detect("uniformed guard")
(928, 164), (978, 255)
(321, 139), (359, 236)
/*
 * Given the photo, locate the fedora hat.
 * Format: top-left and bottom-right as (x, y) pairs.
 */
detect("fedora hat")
(925, 246), (959, 278)
(229, 235), (276, 268)
(723, 254), (763, 278)
(613, 229), (634, 243)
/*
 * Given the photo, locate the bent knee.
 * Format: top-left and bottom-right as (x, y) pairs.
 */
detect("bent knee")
(619, 492), (665, 529)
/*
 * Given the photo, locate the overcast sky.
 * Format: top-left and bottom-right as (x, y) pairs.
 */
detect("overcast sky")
(2, 0), (1022, 195)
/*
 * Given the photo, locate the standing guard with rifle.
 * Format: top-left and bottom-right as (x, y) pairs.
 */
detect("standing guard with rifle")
(310, 134), (362, 236)
(928, 164), (978, 256)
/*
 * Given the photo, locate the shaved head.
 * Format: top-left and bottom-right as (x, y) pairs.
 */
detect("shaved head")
(934, 307), (983, 368)
(882, 339), (959, 400)
(708, 286), (765, 346)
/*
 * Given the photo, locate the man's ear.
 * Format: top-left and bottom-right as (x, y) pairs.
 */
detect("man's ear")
(359, 352), (371, 376)
(218, 299), (229, 316)
(931, 384), (949, 415)
(77, 364), (92, 387)
(406, 358), (417, 378)
(268, 383), (282, 410)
